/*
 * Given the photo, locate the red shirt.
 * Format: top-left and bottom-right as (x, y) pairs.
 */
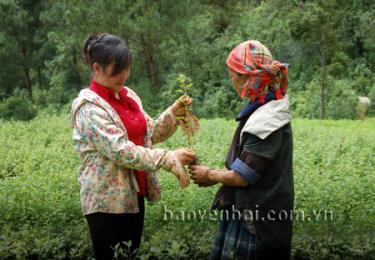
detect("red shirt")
(90, 80), (148, 196)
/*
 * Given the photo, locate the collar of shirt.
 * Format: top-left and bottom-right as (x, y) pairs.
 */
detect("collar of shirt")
(236, 90), (276, 122)
(89, 80), (128, 102)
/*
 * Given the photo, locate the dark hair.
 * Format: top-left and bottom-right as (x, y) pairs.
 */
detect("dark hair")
(83, 33), (132, 76)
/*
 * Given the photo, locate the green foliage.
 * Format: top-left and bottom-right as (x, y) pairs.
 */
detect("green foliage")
(349, 62), (375, 95)
(0, 115), (374, 258)
(33, 84), (78, 113)
(159, 73), (201, 116)
(0, 0), (55, 99)
(368, 86), (375, 116)
(293, 80), (322, 119)
(293, 77), (359, 120)
(176, 73), (193, 96)
(326, 80), (357, 119)
(199, 86), (243, 119)
(1, 0), (375, 119)
(160, 74), (196, 110)
(132, 81), (162, 116)
(0, 89), (37, 121)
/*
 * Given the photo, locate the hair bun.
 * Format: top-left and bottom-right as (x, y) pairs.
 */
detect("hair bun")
(82, 33), (106, 64)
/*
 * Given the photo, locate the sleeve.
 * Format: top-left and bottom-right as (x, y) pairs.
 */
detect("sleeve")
(125, 87), (179, 144)
(147, 106), (179, 144)
(76, 103), (179, 173)
(241, 129), (283, 160)
(229, 129), (282, 185)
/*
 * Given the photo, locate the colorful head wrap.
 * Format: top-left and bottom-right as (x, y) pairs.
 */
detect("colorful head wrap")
(226, 40), (288, 104)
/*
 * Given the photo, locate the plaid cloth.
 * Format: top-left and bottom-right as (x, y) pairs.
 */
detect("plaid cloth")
(226, 40), (288, 104)
(210, 208), (256, 260)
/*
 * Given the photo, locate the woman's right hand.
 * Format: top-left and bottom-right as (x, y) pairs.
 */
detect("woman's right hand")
(174, 148), (196, 165)
(166, 148), (195, 188)
(171, 95), (193, 117)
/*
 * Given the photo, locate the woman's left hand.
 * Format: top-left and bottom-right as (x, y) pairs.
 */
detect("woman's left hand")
(171, 95), (193, 117)
(189, 165), (217, 187)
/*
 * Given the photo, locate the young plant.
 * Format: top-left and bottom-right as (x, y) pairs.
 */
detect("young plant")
(175, 73), (200, 163)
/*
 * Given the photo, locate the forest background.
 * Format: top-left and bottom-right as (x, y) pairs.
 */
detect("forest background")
(0, 0), (374, 120)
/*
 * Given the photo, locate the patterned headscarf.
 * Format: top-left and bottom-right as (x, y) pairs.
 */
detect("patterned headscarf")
(226, 40), (288, 104)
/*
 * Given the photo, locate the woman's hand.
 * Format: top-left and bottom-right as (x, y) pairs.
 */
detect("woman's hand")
(189, 165), (218, 187)
(171, 95), (193, 117)
(174, 148), (196, 165)
(168, 148), (195, 188)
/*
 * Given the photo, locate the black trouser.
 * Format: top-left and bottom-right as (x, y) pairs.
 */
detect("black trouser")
(85, 196), (145, 260)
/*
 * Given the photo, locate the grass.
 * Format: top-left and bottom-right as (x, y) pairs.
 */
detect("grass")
(0, 115), (374, 259)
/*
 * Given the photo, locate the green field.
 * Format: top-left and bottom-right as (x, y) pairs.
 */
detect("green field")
(0, 115), (374, 259)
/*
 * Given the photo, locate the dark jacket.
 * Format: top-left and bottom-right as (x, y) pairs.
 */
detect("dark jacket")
(212, 96), (294, 259)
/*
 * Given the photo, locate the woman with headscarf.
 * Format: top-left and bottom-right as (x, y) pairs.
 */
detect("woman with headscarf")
(70, 33), (196, 259)
(189, 40), (294, 259)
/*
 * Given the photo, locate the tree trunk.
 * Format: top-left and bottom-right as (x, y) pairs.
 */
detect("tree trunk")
(319, 32), (327, 120)
(38, 67), (42, 88)
(139, 33), (161, 90)
(23, 68), (33, 99)
(320, 72), (326, 119)
(319, 53), (326, 120)
(21, 48), (33, 99)
(72, 48), (82, 90)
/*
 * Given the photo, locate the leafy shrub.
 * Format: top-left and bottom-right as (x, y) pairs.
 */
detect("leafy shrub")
(131, 80), (163, 117)
(159, 73), (201, 116)
(326, 80), (357, 119)
(0, 89), (37, 121)
(368, 85), (375, 116)
(159, 74), (242, 119)
(0, 116), (374, 258)
(349, 62), (375, 95)
(293, 79), (321, 119)
(197, 86), (243, 119)
(33, 84), (78, 114)
(293, 78), (359, 119)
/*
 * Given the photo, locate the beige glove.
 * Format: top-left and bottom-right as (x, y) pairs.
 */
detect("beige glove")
(161, 149), (195, 188)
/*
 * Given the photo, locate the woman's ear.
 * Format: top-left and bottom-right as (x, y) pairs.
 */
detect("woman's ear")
(124, 66), (131, 80)
(92, 62), (101, 76)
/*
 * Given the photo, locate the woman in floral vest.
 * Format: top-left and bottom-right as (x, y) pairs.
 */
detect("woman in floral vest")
(70, 33), (195, 259)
